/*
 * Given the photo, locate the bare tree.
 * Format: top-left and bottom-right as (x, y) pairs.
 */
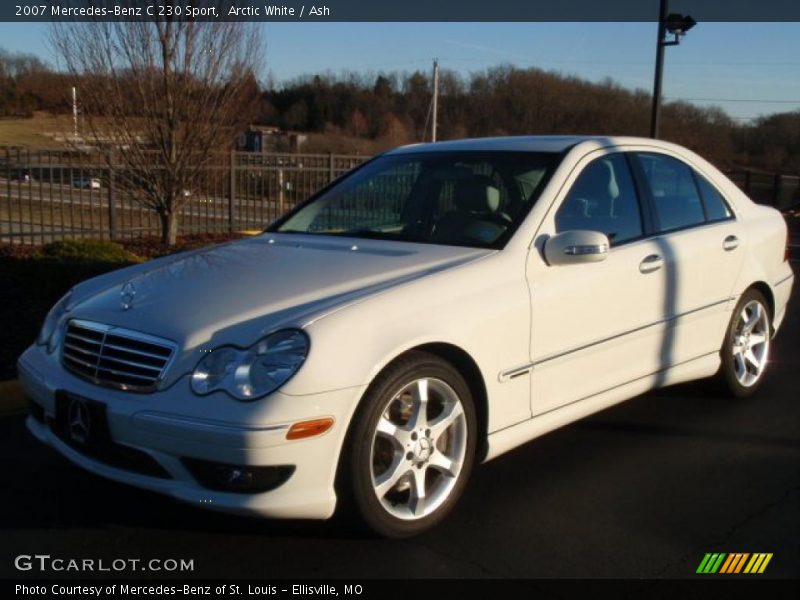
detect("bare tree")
(51, 18), (263, 244)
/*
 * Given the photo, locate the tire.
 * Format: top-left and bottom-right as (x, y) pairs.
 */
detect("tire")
(343, 351), (477, 538)
(717, 288), (772, 398)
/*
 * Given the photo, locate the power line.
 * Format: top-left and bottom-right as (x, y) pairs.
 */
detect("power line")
(666, 97), (800, 104)
(434, 56), (800, 67)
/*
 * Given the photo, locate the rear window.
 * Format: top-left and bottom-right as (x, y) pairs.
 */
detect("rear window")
(695, 174), (733, 222)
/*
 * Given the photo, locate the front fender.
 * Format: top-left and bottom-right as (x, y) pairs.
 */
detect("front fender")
(284, 251), (533, 433)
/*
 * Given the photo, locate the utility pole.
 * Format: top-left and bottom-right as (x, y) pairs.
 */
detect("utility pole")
(649, 0), (669, 138)
(71, 86), (79, 139)
(432, 58), (439, 143)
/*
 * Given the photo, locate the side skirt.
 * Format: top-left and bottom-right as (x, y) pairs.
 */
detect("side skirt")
(483, 352), (720, 463)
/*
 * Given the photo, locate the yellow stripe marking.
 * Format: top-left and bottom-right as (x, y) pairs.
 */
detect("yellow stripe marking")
(757, 553), (773, 574)
(750, 554), (766, 573)
(743, 554), (759, 573)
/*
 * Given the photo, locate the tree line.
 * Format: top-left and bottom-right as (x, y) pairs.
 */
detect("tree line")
(2, 47), (798, 175)
(262, 67), (799, 174)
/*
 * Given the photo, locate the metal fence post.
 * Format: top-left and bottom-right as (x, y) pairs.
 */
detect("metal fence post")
(0, 149), (371, 244)
(4, 147), (11, 238)
(278, 167), (285, 214)
(229, 149), (236, 233)
(773, 173), (782, 209)
(107, 162), (117, 240)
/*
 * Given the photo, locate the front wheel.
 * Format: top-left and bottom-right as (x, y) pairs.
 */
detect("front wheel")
(717, 289), (772, 398)
(345, 352), (477, 538)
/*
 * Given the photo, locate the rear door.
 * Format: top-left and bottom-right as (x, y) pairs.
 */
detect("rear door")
(631, 152), (745, 365)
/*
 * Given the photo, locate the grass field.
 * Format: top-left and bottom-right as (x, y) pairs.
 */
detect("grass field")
(0, 114), (73, 148)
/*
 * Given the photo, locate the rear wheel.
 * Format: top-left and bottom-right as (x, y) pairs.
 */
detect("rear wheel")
(345, 352), (477, 538)
(718, 289), (771, 398)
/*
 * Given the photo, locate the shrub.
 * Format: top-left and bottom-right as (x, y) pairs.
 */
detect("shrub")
(40, 239), (142, 264)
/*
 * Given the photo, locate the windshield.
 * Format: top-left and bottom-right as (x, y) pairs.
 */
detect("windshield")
(270, 151), (559, 248)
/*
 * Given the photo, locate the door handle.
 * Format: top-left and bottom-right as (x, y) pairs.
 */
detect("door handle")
(723, 235), (739, 251)
(639, 254), (663, 274)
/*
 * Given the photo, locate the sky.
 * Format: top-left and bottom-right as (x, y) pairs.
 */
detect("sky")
(0, 21), (797, 123)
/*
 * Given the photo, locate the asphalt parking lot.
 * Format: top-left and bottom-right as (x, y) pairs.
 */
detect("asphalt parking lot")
(1, 284), (797, 581)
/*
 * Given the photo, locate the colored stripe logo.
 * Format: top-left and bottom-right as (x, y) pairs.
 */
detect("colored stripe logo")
(696, 552), (773, 574)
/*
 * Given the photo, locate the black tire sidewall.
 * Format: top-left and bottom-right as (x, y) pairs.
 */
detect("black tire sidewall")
(347, 352), (477, 538)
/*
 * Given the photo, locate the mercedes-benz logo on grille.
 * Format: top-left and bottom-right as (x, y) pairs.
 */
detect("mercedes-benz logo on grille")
(67, 398), (91, 444)
(120, 282), (136, 311)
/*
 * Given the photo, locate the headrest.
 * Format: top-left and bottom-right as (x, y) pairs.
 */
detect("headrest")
(454, 176), (501, 213)
(573, 159), (619, 200)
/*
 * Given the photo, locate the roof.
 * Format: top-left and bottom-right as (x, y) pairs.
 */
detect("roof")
(387, 135), (675, 155)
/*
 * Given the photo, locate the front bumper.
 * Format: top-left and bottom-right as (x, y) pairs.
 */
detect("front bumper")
(18, 344), (366, 520)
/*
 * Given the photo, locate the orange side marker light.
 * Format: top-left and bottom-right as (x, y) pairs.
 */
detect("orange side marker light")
(286, 417), (334, 440)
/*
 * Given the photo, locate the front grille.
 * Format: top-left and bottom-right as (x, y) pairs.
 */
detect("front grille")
(61, 320), (176, 392)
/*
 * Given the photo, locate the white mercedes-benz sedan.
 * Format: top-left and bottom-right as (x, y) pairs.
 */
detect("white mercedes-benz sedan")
(19, 136), (793, 537)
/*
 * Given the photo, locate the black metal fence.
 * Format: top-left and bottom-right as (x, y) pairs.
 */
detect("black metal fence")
(1, 147), (798, 245)
(0, 148), (367, 244)
(724, 169), (800, 212)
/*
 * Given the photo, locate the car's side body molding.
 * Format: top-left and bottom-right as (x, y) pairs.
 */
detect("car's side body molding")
(498, 296), (732, 382)
(485, 351), (720, 462)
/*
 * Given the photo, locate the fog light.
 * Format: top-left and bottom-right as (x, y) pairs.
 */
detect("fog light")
(223, 468), (254, 489)
(181, 458), (295, 494)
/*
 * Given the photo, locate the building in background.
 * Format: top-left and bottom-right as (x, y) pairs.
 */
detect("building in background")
(239, 126), (308, 153)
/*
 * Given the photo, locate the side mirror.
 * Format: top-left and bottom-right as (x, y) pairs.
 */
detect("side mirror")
(544, 230), (610, 266)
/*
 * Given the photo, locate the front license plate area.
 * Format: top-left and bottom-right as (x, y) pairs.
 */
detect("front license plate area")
(54, 392), (112, 450)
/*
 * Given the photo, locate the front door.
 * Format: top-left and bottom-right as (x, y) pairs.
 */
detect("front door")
(527, 151), (669, 416)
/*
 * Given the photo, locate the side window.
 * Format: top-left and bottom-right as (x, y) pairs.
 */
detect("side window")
(555, 153), (643, 245)
(695, 173), (733, 222)
(636, 153), (705, 232)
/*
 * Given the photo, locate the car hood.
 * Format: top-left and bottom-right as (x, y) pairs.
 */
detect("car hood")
(68, 233), (491, 382)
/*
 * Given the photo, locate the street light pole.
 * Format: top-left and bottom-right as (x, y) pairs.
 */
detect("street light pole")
(650, 0), (669, 139)
(649, 1), (697, 139)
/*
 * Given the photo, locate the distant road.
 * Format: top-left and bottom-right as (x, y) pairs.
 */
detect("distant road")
(0, 177), (285, 243)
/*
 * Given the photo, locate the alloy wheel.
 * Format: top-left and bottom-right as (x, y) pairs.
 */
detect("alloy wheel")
(731, 299), (770, 387)
(369, 377), (468, 520)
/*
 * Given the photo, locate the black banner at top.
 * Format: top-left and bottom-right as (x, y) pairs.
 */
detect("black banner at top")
(2, 0), (800, 22)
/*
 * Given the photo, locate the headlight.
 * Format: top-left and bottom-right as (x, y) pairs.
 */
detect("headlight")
(191, 330), (309, 401)
(37, 290), (74, 353)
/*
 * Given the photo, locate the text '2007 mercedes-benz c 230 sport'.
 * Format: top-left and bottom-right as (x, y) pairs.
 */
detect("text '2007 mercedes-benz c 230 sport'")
(19, 136), (793, 537)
